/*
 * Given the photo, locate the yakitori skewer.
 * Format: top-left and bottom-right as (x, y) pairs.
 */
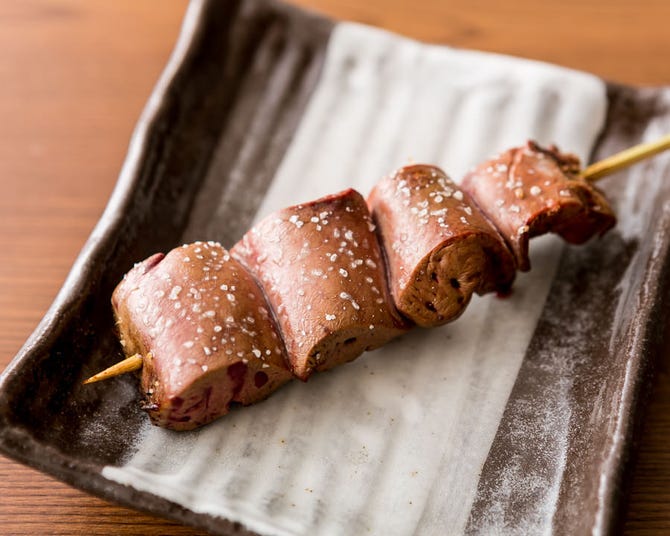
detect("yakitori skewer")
(84, 135), (670, 430)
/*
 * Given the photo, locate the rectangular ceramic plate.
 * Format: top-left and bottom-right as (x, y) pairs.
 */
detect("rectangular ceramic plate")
(2, 0), (670, 534)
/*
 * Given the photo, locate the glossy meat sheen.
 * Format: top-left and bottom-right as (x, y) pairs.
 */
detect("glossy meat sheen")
(232, 189), (409, 381)
(462, 141), (616, 271)
(111, 241), (292, 431)
(369, 165), (516, 327)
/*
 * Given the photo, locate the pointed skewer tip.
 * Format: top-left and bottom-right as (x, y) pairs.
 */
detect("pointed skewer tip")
(83, 353), (144, 385)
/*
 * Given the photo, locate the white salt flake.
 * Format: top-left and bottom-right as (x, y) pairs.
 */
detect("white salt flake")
(169, 286), (182, 300)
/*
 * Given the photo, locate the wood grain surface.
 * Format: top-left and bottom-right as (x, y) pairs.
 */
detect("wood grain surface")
(0, 1), (669, 534)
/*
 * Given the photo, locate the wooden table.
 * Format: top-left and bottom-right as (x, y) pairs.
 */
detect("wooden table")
(1, 1), (668, 534)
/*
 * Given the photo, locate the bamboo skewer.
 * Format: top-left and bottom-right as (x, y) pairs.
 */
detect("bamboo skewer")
(83, 135), (670, 386)
(83, 353), (144, 384)
(582, 133), (670, 182)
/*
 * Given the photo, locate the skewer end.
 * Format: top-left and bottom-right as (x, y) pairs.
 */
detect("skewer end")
(582, 133), (670, 182)
(83, 353), (144, 385)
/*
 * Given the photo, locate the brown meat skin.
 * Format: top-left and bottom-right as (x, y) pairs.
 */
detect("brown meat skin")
(111, 241), (292, 431)
(462, 141), (616, 271)
(369, 165), (516, 327)
(232, 189), (409, 381)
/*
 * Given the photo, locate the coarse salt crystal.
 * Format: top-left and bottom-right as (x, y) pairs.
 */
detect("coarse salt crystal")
(169, 286), (182, 300)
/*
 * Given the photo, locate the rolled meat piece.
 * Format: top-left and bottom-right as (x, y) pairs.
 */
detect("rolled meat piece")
(462, 140), (616, 271)
(368, 164), (516, 327)
(112, 241), (292, 431)
(232, 189), (409, 381)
